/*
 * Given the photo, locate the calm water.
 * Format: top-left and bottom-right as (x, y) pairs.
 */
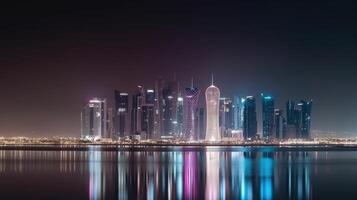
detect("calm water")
(0, 146), (357, 200)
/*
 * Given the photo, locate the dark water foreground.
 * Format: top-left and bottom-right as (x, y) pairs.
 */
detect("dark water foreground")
(0, 146), (356, 200)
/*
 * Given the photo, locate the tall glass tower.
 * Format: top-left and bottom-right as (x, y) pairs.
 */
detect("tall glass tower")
(114, 90), (129, 137)
(233, 96), (244, 131)
(261, 93), (274, 139)
(205, 80), (220, 142)
(183, 82), (200, 141)
(81, 97), (107, 139)
(243, 96), (257, 139)
(163, 80), (178, 136)
(297, 100), (312, 139)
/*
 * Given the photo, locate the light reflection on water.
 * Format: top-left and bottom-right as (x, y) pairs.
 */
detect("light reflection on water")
(1, 147), (357, 199)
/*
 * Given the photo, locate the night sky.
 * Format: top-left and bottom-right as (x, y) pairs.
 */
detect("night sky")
(1, 1), (357, 137)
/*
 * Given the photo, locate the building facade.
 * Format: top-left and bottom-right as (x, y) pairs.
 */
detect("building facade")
(261, 94), (275, 139)
(162, 80), (178, 137)
(184, 85), (200, 140)
(205, 84), (220, 141)
(81, 98), (107, 139)
(114, 90), (129, 137)
(243, 96), (257, 139)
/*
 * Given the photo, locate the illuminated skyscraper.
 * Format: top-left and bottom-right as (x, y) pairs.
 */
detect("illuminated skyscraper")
(183, 80), (200, 140)
(205, 79), (220, 141)
(297, 100), (312, 139)
(243, 96), (257, 139)
(175, 95), (184, 137)
(106, 107), (115, 138)
(162, 80), (178, 136)
(274, 109), (285, 139)
(261, 93), (275, 139)
(141, 104), (155, 139)
(219, 97), (234, 137)
(81, 98), (107, 139)
(285, 100), (312, 139)
(114, 90), (129, 137)
(145, 89), (155, 104)
(153, 78), (164, 139)
(233, 96), (244, 131)
(131, 86), (145, 135)
(140, 89), (156, 139)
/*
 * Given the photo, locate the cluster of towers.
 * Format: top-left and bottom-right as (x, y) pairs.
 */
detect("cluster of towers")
(81, 77), (312, 141)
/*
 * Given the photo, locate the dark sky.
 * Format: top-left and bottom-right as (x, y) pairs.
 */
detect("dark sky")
(1, 1), (357, 137)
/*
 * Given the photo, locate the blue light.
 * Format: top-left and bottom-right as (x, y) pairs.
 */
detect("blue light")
(264, 96), (272, 100)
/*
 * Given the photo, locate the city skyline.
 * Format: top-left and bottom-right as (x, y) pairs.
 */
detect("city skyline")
(1, 2), (357, 137)
(81, 75), (312, 141)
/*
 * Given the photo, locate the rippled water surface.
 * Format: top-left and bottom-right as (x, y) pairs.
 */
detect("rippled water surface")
(0, 146), (357, 200)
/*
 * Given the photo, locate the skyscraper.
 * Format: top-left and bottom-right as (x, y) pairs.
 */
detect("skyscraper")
(106, 107), (115, 138)
(261, 93), (275, 139)
(243, 96), (257, 139)
(286, 100), (297, 138)
(162, 80), (178, 136)
(297, 100), (312, 139)
(141, 104), (155, 139)
(205, 80), (220, 142)
(198, 107), (205, 140)
(131, 86), (145, 135)
(81, 98), (107, 139)
(286, 100), (295, 125)
(153, 78), (164, 139)
(219, 97), (234, 137)
(145, 89), (155, 104)
(175, 95), (184, 138)
(114, 90), (129, 137)
(141, 89), (156, 139)
(184, 80), (200, 140)
(285, 100), (312, 139)
(274, 109), (285, 139)
(233, 96), (244, 131)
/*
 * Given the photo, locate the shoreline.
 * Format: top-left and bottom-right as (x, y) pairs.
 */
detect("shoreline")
(1, 143), (357, 151)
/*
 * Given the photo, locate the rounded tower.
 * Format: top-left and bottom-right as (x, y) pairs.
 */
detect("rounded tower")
(205, 80), (220, 141)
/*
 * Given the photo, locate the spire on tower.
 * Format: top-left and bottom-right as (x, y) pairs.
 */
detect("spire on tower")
(211, 73), (214, 86)
(191, 77), (194, 89)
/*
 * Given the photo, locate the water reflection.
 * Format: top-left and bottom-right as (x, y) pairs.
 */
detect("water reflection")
(0, 147), (324, 199)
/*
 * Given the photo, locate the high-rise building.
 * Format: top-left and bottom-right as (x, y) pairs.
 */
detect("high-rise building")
(198, 107), (205, 140)
(162, 80), (178, 136)
(81, 98), (107, 139)
(274, 109), (285, 139)
(233, 96), (244, 131)
(286, 100), (296, 125)
(145, 89), (155, 104)
(243, 96), (257, 139)
(285, 100), (297, 138)
(297, 100), (312, 139)
(261, 93), (275, 139)
(205, 81), (220, 141)
(114, 91), (129, 137)
(219, 97), (234, 137)
(131, 86), (145, 135)
(183, 83), (200, 141)
(285, 100), (312, 139)
(175, 95), (184, 138)
(106, 107), (115, 138)
(153, 78), (164, 139)
(141, 104), (155, 139)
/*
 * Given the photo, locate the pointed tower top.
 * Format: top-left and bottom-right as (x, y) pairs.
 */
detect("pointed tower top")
(191, 77), (194, 89)
(211, 73), (214, 86)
